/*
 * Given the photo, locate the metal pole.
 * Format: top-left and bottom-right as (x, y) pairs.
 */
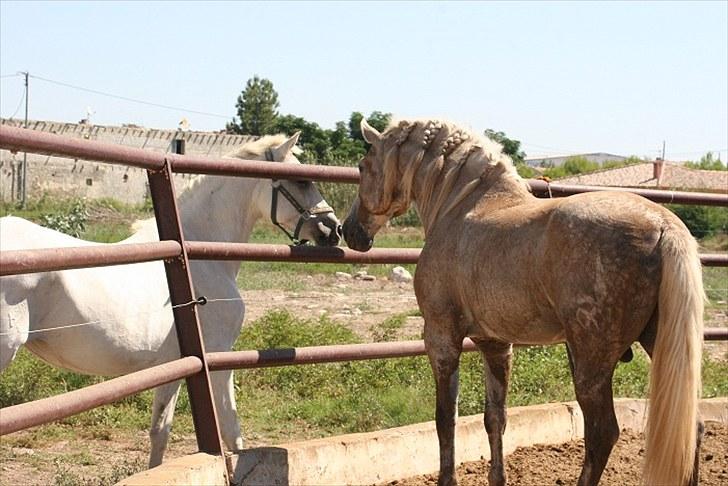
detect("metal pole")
(146, 160), (226, 462)
(21, 71), (28, 208)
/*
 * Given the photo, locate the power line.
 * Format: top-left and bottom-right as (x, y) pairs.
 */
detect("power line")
(5, 84), (26, 119)
(28, 73), (230, 120)
(0, 73), (22, 79)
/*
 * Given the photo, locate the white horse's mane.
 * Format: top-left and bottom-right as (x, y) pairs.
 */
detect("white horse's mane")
(179, 134), (301, 196)
(133, 134), (300, 233)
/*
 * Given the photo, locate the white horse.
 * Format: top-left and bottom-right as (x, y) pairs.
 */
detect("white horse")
(0, 132), (341, 467)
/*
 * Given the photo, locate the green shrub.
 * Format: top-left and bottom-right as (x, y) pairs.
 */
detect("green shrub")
(667, 204), (728, 239)
(39, 199), (89, 237)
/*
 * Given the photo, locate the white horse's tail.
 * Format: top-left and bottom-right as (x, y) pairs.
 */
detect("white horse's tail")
(644, 227), (704, 486)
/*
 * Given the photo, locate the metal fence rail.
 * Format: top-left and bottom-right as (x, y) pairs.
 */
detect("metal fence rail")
(2, 243), (725, 276)
(2, 125), (728, 205)
(0, 357), (203, 435)
(1, 124), (726, 469)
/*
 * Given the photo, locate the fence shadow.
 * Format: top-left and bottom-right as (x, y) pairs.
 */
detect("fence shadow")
(230, 447), (290, 486)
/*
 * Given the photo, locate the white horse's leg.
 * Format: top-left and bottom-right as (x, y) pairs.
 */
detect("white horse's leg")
(211, 370), (244, 452)
(0, 299), (29, 371)
(149, 380), (182, 467)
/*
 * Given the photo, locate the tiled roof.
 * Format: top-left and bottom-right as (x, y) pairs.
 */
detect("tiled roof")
(556, 162), (728, 193)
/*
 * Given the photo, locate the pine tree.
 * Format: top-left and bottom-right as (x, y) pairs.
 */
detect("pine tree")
(226, 76), (280, 135)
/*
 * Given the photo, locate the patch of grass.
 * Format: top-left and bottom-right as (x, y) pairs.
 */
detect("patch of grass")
(52, 456), (144, 486)
(233, 311), (728, 439)
(369, 313), (407, 342)
(1, 312), (726, 449)
(1, 195), (151, 243)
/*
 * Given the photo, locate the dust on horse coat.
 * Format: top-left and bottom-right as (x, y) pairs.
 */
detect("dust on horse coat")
(0, 132), (342, 467)
(343, 119), (703, 486)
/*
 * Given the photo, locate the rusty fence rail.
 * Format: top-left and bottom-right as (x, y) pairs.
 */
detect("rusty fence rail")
(3, 124), (728, 205)
(0, 125), (726, 455)
(2, 242), (726, 277)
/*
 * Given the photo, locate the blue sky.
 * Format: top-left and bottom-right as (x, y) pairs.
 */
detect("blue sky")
(1, 1), (726, 161)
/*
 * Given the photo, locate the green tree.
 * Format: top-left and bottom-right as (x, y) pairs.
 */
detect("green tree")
(349, 111), (392, 143)
(227, 76), (280, 136)
(272, 115), (331, 162)
(348, 112), (364, 141)
(365, 111), (391, 133)
(484, 129), (527, 165)
(543, 156), (600, 179)
(684, 152), (727, 171)
(667, 204), (728, 238)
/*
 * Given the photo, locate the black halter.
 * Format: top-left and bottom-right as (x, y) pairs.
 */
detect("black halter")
(266, 148), (331, 245)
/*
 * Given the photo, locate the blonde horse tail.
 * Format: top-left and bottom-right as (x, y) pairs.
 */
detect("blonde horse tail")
(644, 227), (704, 486)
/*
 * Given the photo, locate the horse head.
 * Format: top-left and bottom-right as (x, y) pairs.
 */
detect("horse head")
(343, 119), (414, 251)
(263, 132), (342, 246)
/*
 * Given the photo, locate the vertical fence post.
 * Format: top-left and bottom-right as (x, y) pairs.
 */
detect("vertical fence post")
(146, 159), (225, 459)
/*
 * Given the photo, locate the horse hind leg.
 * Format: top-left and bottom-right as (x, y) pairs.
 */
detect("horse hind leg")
(148, 380), (182, 468)
(474, 339), (513, 486)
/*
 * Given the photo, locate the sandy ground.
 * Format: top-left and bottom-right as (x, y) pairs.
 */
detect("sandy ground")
(388, 422), (728, 486)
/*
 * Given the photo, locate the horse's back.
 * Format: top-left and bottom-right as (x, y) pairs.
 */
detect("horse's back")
(0, 215), (94, 251)
(420, 191), (683, 345)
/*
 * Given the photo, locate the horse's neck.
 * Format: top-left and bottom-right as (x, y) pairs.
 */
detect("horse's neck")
(130, 175), (265, 278)
(412, 157), (531, 234)
(177, 175), (263, 244)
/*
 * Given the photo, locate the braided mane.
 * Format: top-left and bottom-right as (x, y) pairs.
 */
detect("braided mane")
(379, 119), (524, 232)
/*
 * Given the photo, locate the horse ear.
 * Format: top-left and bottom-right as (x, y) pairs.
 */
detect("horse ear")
(360, 119), (382, 145)
(272, 132), (301, 160)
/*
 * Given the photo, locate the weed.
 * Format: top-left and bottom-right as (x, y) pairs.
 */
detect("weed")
(52, 456), (144, 486)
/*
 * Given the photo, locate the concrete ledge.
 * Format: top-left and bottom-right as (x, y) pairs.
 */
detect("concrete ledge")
(116, 398), (727, 485)
(229, 398), (727, 485)
(117, 453), (227, 486)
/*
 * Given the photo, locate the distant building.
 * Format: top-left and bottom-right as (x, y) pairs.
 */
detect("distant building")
(525, 152), (627, 168)
(0, 118), (256, 204)
(555, 159), (728, 194)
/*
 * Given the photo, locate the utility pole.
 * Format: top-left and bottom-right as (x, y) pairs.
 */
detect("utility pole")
(20, 71), (29, 207)
(661, 140), (666, 161)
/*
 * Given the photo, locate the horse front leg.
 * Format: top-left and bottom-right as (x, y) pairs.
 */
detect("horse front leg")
(567, 344), (620, 486)
(474, 339), (513, 486)
(425, 319), (464, 486)
(149, 380), (182, 467)
(211, 370), (244, 453)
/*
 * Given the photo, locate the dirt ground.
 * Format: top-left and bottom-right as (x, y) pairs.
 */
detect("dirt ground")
(388, 422), (728, 486)
(0, 275), (725, 485)
(242, 275), (424, 341)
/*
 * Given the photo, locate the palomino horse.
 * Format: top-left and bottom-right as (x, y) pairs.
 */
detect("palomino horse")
(0, 132), (341, 467)
(343, 119), (704, 486)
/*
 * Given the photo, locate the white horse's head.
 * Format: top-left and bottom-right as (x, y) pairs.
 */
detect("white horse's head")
(247, 132), (342, 246)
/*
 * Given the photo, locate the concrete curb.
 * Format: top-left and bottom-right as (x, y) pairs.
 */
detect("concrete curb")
(118, 398), (727, 486)
(117, 453), (228, 486)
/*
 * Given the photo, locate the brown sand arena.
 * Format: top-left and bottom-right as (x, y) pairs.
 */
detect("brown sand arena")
(386, 422), (727, 486)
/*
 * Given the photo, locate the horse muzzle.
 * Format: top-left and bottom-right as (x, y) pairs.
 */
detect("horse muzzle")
(342, 217), (374, 252)
(310, 213), (342, 247)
